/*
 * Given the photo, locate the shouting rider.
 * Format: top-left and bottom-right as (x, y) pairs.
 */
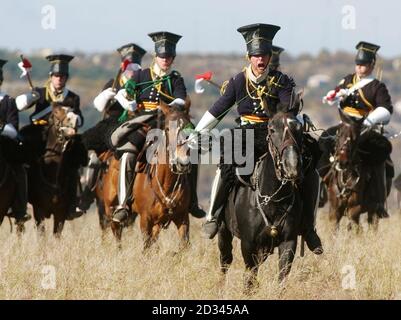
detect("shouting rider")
(190, 23), (323, 254)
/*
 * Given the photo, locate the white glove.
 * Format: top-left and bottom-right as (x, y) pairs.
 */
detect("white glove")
(363, 107), (391, 127)
(66, 111), (82, 128)
(93, 87), (116, 112)
(187, 131), (199, 150)
(1, 123), (18, 140)
(194, 111), (219, 132)
(59, 126), (76, 137)
(15, 90), (40, 111)
(169, 98), (186, 108)
(115, 89), (137, 112)
(322, 88), (347, 105)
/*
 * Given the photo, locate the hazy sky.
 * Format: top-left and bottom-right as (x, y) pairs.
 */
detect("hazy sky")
(2, 0), (400, 57)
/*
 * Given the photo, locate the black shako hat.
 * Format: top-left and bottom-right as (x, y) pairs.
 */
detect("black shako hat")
(117, 43), (146, 64)
(237, 23), (281, 56)
(269, 45), (284, 69)
(355, 41), (380, 65)
(148, 31), (182, 58)
(46, 54), (74, 76)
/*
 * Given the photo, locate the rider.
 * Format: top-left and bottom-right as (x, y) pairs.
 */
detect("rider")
(79, 43), (147, 212)
(111, 31), (207, 223)
(191, 23), (323, 254)
(15, 54), (85, 220)
(0, 59), (31, 226)
(320, 41), (394, 216)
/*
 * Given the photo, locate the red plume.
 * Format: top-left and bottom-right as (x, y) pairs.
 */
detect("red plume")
(22, 58), (32, 69)
(120, 59), (131, 72)
(195, 71), (213, 81)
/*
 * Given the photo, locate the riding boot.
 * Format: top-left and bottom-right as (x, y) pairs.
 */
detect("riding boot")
(112, 152), (137, 223)
(78, 152), (101, 211)
(188, 164), (206, 218)
(301, 169), (324, 255)
(66, 171), (85, 220)
(202, 167), (230, 239)
(11, 165), (31, 225)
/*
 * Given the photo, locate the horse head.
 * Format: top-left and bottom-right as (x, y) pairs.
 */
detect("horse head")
(335, 109), (365, 169)
(158, 101), (192, 174)
(43, 103), (77, 164)
(267, 111), (303, 181)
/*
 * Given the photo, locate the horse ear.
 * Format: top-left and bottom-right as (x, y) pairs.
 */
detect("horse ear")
(158, 100), (170, 115)
(184, 96), (191, 114)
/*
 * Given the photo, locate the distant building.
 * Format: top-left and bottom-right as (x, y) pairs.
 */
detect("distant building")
(307, 74), (330, 88)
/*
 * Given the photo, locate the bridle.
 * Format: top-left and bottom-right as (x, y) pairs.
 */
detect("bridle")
(149, 113), (190, 219)
(267, 114), (302, 183)
(254, 113), (303, 241)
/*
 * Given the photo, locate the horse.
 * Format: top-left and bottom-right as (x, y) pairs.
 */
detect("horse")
(325, 110), (392, 231)
(218, 111), (307, 290)
(26, 104), (87, 236)
(393, 173), (401, 210)
(0, 136), (18, 229)
(125, 102), (192, 250)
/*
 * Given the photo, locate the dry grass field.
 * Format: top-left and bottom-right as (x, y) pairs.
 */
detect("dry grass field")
(1, 199), (401, 300)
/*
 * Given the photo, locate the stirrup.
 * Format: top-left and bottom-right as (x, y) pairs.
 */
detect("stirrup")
(202, 219), (219, 239)
(112, 207), (129, 223)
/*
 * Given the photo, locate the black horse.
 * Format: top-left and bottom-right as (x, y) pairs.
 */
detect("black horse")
(23, 104), (87, 236)
(218, 111), (308, 289)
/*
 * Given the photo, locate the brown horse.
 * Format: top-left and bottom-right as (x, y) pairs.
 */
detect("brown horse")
(27, 104), (87, 236)
(97, 151), (120, 236)
(0, 136), (18, 229)
(125, 103), (192, 250)
(325, 110), (391, 231)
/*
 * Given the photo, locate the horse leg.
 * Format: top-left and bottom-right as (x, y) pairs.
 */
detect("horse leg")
(53, 214), (65, 238)
(329, 202), (343, 233)
(174, 214), (190, 250)
(218, 221), (233, 275)
(367, 209), (379, 231)
(111, 221), (123, 243)
(140, 214), (154, 251)
(240, 240), (259, 294)
(278, 240), (297, 283)
(33, 206), (46, 235)
(96, 196), (109, 232)
(347, 205), (362, 234)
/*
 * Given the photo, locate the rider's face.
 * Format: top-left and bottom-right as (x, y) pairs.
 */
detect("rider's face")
(249, 54), (271, 76)
(51, 74), (67, 91)
(355, 63), (374, 78)
(156, 56), (174, 71)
